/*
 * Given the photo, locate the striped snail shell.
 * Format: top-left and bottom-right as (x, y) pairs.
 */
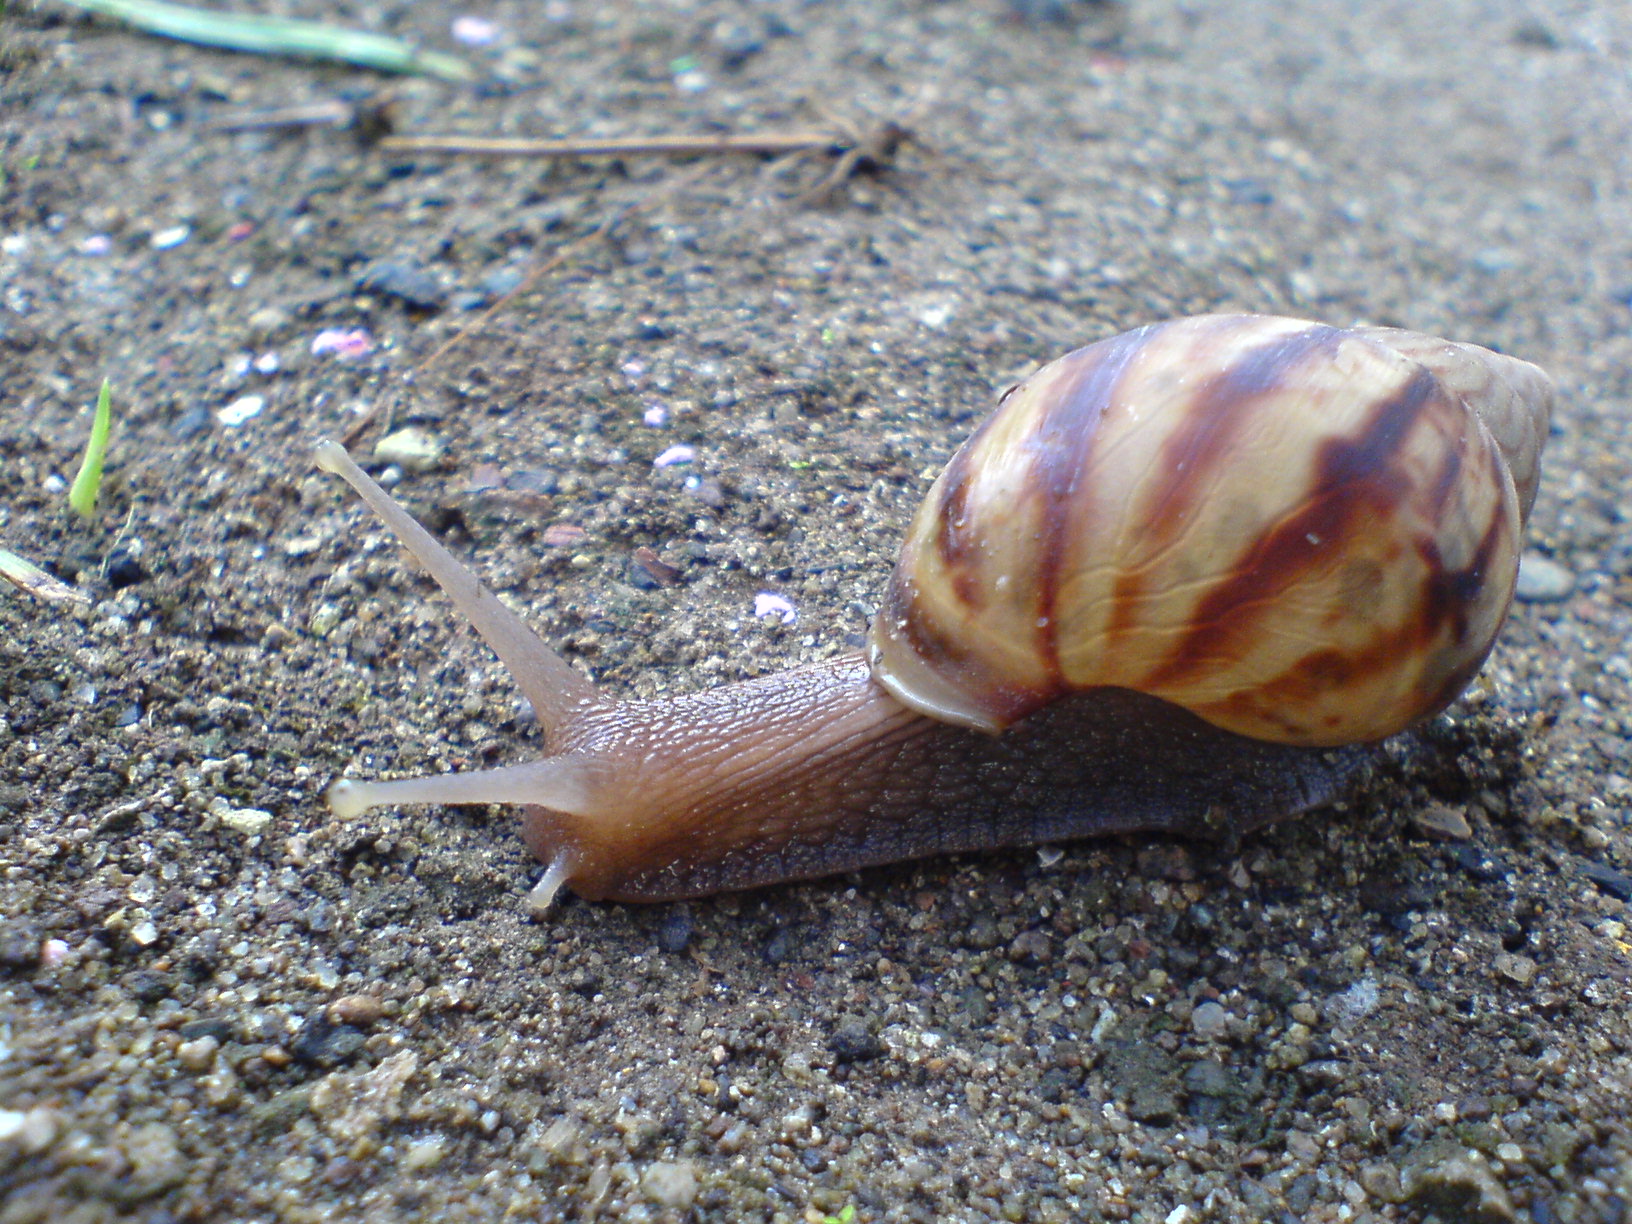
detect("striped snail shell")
(870, 313), (1553, 744)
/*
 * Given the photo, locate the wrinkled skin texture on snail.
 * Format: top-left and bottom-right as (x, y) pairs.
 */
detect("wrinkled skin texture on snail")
(315, 314), (1552, 904)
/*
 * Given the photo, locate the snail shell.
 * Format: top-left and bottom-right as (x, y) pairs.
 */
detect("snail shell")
(871, 313), (1552, 742)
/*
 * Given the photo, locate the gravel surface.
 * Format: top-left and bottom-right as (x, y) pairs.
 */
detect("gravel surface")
(2, 1), (1630, 1221)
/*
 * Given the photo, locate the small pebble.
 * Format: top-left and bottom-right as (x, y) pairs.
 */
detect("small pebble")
(1411, 802), (1473, 841)
(1513, 553), (1574, 602)
(0, 1107), (59, 1154)
(169, 406), (212, 439)
(654, 444), (695, 467)
(450, 14), (499, 45)
(1578, 859), (1632, 901)
(1494, 952), (1538, 986)
(543, 524), (588, 547)
(401, 1135), (447, 1171)
(357, 262), (446, 311)
(246, 305), (291, 338)
(827, 1020), (883, 1063)
(291, 1015), (367, 1067)
(0, 924), (42, 970)
(641, 1161), (698, 1209)
(1190, 1000), (1229, 1039)
(1399, 1140), (1515, 1221)
(311, 328), (373, 360)
(328, 994), (385, 1026)
(218, 395), (264, 426)
(656, 907), (693, 954)
(374, 428), (443, 474)
(219, 804), (273, 836)
(177, 1035), (219, 1071)
(753, 592), (798, 624)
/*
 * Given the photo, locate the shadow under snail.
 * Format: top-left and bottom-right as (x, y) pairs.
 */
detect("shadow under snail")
(314, 313), (1553, 906)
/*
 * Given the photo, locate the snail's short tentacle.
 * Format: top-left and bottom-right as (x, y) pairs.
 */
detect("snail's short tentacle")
(527, 854), (577, 912)
(325, 754), (609, 820)
(315, 440), (596, 735)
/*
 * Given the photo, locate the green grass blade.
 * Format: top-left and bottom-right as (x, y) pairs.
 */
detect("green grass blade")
(55, 0), (473, 81)
(69, 379), (113, 521)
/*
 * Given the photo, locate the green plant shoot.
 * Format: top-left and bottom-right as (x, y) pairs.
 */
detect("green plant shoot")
(69, 379), (112, 520)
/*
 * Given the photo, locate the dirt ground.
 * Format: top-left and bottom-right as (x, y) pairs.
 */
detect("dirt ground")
(2, 0), (1630, 1221)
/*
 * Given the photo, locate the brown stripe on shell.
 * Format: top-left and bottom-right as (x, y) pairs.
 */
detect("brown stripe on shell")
(1145, 362), (1439, 693)
(1412, 445), (1514, 691)
(1186, 402), (1515, 742)
(1019, 324), (1156, 679)
(1105, 321), (1348, 644)
(1207, 480), (1510, 743)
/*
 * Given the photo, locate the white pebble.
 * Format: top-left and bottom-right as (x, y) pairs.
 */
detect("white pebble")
(400, 1135), (447, 1171)
(221, 805), (274, 836)
(1190, 1000), (1229, 1039)
(218, 395), (265, 426)
(642, 1161), (698, 1209)
(177, 1035), (219, 1071)
(1514, 553), (1574, 602)
(753, 592), (798, 624)
(374, 428), (443, 474)
(310, 328), (373, 360)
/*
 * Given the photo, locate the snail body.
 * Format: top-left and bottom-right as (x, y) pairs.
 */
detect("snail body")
(316, 314), (1552, 905)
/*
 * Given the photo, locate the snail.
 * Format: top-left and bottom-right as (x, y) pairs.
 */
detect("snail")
(314, 313), (1552, 906)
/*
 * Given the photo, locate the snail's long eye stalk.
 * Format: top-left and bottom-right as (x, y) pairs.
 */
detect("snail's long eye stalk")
(324, 757), (603, 821)
(314, 439), (596, 734)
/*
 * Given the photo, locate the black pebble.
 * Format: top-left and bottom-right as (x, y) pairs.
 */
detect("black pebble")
(169, 406), (211, 439)
(761, 925), (794, 964)
(180, 1018), (235, 1043)
(291, 1014), (367, 1066)
(357, 261), (446, 311)
(0, 923), (42, 971)
(827, 1019), (883, 1063)
(1579, 859), (1632, 901)
(1358, 866), (1439, 917)
(126, 970), (175, 1004)
(657, 906), (693, 954)
(106, 542), (146, 588)
(1448, 843), (1511, 883)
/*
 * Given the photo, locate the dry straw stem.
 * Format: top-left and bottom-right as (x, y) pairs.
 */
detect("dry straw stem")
(0, 549), (88, 604)
(376, 131), (850, 159)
